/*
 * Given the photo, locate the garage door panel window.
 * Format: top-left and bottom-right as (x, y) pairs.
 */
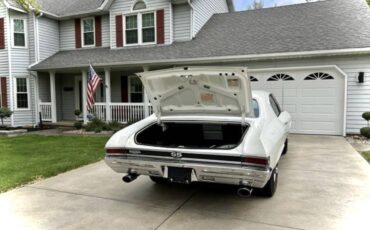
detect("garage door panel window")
(304, 72), (334, 80)
(250, 76), (258, 82)
(267, 74), (294, 81)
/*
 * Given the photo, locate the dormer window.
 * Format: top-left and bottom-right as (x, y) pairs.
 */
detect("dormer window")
(125, 12), (155, 45)
(82, 18), (95, 47)
(133, 1), (147, 10)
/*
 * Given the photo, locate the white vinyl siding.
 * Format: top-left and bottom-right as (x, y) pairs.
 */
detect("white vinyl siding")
(173, 4), (191, 41)
(192, 0), (228, 35)
(101, 15), (110, 47)
(38, 17), (59, 61)
(110, 0), (171, 48)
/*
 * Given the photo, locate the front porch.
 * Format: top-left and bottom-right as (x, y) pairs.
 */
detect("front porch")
(36, 67), (155, 124)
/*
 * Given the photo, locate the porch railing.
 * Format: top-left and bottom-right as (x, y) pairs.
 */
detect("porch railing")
(93, 103), (153, 123)
(39, 102), (52, 121)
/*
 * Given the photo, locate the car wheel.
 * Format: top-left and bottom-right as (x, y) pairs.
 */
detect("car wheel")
(150, 176), (169, 184)
(261, 166), (278, 197)
(282, 139), (288, 155)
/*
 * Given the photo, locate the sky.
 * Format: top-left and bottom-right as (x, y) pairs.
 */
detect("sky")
(232, 0), (318, 11)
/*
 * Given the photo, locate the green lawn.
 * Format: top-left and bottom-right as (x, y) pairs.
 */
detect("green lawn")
(362, 151), (370, 163)
(0, 135), (109, 192)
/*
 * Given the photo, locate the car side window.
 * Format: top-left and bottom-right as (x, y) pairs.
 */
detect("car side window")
(269, 95), (281, 117)
(252, 99), (259, 117)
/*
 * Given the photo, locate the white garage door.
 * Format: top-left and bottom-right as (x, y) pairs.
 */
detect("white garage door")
(250, 68), (345, 135)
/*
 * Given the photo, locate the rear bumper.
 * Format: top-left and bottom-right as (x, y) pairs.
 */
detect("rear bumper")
(105, 156), (272, 188)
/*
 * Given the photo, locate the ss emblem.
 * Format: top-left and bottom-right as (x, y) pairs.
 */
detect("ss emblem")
(171, 152), (182, 159)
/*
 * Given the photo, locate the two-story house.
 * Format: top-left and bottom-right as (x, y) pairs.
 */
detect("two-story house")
(1, 0), (370, 136)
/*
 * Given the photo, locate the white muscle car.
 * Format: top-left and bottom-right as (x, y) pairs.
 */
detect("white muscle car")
(105, 67), (291, 197)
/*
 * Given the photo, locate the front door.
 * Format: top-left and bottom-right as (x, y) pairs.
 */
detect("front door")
(61, 77), (76, 121)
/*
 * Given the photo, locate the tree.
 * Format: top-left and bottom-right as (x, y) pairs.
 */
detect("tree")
(0, 107), (13, 126)
(15, 0), (41, 15)
(248, 0), (264, 10)
(368, 0), (370, 6)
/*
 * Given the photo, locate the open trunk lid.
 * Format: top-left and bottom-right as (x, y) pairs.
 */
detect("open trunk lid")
(136, 67), (254, 123)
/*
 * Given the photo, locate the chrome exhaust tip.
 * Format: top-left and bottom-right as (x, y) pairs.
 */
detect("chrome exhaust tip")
(237, 187), (253, 198)
(122, 173), (139, 183)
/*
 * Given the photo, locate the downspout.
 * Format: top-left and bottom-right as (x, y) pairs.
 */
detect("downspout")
(6, 6), (14, 126)
(187, 0), (194, 38)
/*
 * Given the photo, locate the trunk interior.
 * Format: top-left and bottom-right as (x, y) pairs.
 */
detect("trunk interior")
(135, 122), (248, 149)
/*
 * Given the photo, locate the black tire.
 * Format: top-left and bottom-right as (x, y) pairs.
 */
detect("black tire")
(150, 176), (169, 184)
(261, 166), (278, 197)
(282, 139), (288, 155)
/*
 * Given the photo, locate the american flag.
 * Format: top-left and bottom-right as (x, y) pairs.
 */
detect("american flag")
(87, 64), (102, 112)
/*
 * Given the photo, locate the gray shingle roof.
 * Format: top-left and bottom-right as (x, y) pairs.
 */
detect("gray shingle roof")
(7, 0), (107, 17)
(31, 0), (370, 71)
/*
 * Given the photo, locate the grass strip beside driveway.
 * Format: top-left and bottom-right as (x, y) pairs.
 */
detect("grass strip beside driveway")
(362, 151), (370, 163)
(0, 135), (109, 192)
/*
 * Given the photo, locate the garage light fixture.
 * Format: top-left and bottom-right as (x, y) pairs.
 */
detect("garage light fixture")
(358, 72), (365, 83)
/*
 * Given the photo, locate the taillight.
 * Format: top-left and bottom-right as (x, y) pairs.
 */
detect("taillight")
(105, 148), (128, 154)
(242, 156), (270, 167)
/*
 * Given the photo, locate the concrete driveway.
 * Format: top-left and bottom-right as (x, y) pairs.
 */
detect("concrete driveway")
(1, 135), (370, 230)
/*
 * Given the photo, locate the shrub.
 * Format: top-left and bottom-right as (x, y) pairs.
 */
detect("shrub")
(74, 121), (83, 130)
(107, 120), (125, 133)
(362, 112), (370, 126)
(84, 117), (105, 133)
(0, 107), (13, 126)
(360, 127), (370, 139)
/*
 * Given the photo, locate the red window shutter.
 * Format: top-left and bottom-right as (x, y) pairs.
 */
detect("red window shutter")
(0, 18), (5, 49)
(116, 15), (123, 47)
(156, 10), (165, 44)
(0, 77), (8, 108)
(75, 19), (81, 48)
(121, 76), (128, 102)
(95, 16), (102, 47)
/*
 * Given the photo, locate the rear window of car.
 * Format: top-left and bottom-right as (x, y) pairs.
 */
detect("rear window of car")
(253, 99), (259, 117)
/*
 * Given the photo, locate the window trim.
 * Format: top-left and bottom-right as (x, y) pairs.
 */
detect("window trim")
(131, 0), (147, 11)
(128, 75), (144, 102)
(14, 77), (30, 111)
(124, 11), (157, 46)
(81, 17), (96, 47)
(11, 18), (27, 48)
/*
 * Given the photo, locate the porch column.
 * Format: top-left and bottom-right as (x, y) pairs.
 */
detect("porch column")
(143, 66), (150, 117)
(49, 71), (57, 123)
(104, 68), (111, 122)
(82, 70), (88, 124)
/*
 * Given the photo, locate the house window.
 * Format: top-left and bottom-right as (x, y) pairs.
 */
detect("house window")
(82, 18), (95, 46)
(13, 19), (26, 47)
(129, 77), (143, 102)
(126, 15), (138, 44)
(133, 1), (146, 10)
(125, 12), (156, 45)
(142, 13), (155, 43)
(15, 78), (29, 109)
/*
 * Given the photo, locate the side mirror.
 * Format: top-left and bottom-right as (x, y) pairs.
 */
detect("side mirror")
(278, 111), (292, 126)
